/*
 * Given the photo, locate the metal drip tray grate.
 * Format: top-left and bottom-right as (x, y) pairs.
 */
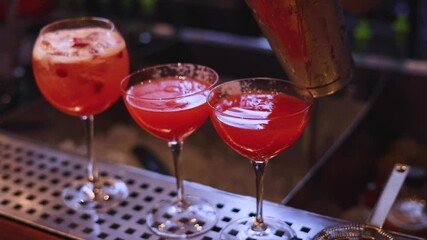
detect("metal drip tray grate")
(0, 132), (415, 240)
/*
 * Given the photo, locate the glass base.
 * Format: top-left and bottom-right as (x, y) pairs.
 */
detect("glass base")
(61, 177), (128, 213)
(220, 217), (296, 240)
(146, 195), (217, 238)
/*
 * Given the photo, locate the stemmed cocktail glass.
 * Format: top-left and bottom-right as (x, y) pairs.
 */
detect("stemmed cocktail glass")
(32, 17), (129, 212)
(120, 63), (219, 238)
(207, 78), (313, 240)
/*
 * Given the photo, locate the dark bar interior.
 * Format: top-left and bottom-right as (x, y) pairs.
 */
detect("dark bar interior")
(0, 0), (427, 239)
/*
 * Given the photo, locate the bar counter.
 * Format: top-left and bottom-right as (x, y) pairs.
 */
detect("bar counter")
(0, 130), (337, 239)
(0, 129), (423, 239)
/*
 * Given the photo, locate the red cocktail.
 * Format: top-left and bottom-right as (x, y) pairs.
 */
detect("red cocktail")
(121, 63), (218, 239)
(208, 78), (313, 240)
(124, 76), (211, 141)
(32, 17), (129, 212)
(33, 25), (129, 116)
(211, 92), (311, 161)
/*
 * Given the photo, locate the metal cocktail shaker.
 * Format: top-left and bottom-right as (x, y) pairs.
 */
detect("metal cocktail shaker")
(245, 0), (353, 97)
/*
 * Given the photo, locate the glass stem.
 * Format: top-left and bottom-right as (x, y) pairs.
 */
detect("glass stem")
(251, 160), (268, 232)
(83, 115), (98, 184)
(168, 140), (185, 203)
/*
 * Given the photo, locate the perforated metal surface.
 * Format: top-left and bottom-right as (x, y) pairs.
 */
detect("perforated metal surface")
(0, 132), (416, 240)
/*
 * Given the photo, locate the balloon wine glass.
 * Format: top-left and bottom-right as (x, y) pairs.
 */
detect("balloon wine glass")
(32, 17), (129, 212)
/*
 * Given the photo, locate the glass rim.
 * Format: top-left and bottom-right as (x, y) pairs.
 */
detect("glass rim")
(120, 62), (219, 101)
(207, 77), (314, 120)
(39, 16), (115, 35)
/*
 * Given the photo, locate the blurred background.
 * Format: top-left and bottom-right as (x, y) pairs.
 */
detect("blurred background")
(1, 0), (427, 238)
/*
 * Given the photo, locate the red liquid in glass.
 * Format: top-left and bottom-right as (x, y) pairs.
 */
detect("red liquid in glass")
(124, 77), (211, 141)
(210, 92), (311, 161)
(32, 27), (129, 116)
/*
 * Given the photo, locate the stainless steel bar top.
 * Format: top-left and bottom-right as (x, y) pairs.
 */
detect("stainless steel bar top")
(0, 132), (421, 240)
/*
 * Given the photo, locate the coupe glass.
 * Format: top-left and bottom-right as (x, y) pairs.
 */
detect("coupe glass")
(32, 17), (129, 212)
(207, 78), (313, 239)
(120, 63), (219, 238)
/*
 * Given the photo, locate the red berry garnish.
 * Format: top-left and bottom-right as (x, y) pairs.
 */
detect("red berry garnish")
(72, 37), (89, 48)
